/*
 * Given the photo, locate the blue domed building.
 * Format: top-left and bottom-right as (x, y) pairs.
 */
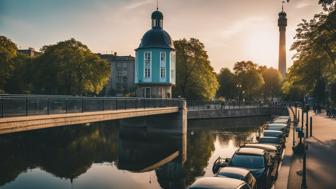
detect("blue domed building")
(135, 9), (176, 98)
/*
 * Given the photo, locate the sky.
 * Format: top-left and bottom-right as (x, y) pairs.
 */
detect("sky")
(0, 0), (322, 72)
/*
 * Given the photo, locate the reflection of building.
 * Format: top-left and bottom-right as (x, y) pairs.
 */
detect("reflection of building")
(135, 8), (176, 98)
(98, 53), (135, 96)
(278, 4), (287, 78)
(17, 47), (40, 57)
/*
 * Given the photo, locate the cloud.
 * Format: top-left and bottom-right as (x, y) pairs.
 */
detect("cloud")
(124, 0), (153, 10)
(220, 17), (266, 39)
(295, 1), (311, 9)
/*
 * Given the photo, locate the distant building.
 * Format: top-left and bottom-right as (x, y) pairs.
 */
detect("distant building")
(134, 8), (176, 98)
(98, 53), (135, 96)
(17, 47), (40, 57)
(278, 4), (287, 78)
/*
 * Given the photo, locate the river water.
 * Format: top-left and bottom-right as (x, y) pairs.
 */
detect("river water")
(0, 116), (270, 189)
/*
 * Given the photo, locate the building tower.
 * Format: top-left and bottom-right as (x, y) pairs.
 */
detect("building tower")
(278, 2), (287, 78)
(135, 8), (176, 98)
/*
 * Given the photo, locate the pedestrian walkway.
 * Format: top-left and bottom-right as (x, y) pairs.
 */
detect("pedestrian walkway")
(306, 112), (336, 189)
(275, 109), (336, 189)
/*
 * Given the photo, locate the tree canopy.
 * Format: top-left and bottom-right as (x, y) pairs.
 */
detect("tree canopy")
(217, 68), (236, 100)
(0, 36), (18, 92)
(0, 37), (111, 95)
(233, 61), (265, 101)
(283, 0), (336, 104)
(173, 38), (218, 101)
(216, 62), (282, 103)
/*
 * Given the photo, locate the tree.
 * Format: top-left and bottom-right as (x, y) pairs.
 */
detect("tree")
(258, 67), (283, 101)
(284, 0), (336, 103)
(217, 68), (236, 100)
(33, 38), (111, 95)
(4, 54), (34, 93)
(173, 38), (218, 101)
(233, 61), (264, 101)
(0, 36), (18, 92)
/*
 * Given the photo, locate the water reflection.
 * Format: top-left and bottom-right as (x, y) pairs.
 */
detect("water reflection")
(0, 116), (269, 189)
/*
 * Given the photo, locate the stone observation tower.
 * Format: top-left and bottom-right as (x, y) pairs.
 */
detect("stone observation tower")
(135, 6), (176, 98)
(278, 1), (287, 78)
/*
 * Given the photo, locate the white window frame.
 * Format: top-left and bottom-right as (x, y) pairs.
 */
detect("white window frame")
(160, 52), (166, 81)
(170, 52), (176, 83)
(144, 51), (152, 82)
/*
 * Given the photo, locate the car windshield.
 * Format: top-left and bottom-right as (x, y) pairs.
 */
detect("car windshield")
(264, 131), (282, 137)
(268, 127), (283, 131)
(230, 154), (265, 169)
(259, 137), (281, 144)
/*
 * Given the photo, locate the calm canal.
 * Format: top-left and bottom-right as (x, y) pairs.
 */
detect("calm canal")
(0, 116), (270, 189)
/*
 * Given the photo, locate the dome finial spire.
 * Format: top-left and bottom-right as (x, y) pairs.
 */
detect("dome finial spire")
(156, 0), (159, 10)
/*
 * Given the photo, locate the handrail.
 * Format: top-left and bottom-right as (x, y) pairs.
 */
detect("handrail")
(0, 95), (184, 118)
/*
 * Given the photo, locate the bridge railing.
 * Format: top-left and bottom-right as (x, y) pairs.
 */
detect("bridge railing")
(0, 95), (182, 118)
(187, 100), (269, 111)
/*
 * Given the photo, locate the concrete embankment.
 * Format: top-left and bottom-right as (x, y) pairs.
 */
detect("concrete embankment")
(187, 107), (281, 120)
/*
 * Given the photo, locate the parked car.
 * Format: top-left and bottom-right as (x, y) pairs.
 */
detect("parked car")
(216, 167), (257, 189)
(265, 124), (288, 136)
(226, 148), (274, 189)
(263, 130), (286, 142)
(272, 118), (290, 126)
(258, 136), (285, 150)
(188, 177), (252, 189)
(241, 143), (281, 162)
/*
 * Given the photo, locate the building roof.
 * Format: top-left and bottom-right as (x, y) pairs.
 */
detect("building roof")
(189, 177), (245, 189)
(137, 10), (174, 50)
(17, 48), (41, 57)
(137, 28), (174, 50)
(98, 54), (135, 62)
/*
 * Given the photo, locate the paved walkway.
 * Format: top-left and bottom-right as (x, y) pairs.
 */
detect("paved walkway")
(306, 111), (336, 189)
(275, 109), (336, 189)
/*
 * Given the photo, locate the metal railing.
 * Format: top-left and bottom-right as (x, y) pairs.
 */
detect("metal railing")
(0, 95), (183, 118)
(187, 100), (269, 111)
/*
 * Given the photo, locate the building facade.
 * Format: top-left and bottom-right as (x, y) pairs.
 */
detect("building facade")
(17, 48), (40, 57)
(278, 6), (287, 78)
(98, 53), (135, 96)
(135, 9), (176, 98)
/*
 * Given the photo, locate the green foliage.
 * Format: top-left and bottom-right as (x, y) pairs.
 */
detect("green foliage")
(284, 1), (336, 103)
(4, 54), (34, 93)
(217, 63), (282, 102)
(33, 38), (110, 95)
(233, 61), (265, 101)
(259, 67), (283, 101)
(0, 36), (18, 90)
(173, 38), (219, 101)
(0, 37), (111, 95)
(217, 68), (236, 100)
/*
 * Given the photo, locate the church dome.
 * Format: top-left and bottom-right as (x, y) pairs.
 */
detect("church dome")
(137, 10), (174, 50)
(137, 29), (174, 50)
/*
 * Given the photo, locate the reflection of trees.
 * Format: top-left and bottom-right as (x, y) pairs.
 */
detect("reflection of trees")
(183, 130), (215, 185)
(154, 130), (216, 189)
(0, 121), (119, 186)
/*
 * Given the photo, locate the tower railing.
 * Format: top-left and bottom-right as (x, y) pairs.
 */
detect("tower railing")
(0, 94), (183, 118)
